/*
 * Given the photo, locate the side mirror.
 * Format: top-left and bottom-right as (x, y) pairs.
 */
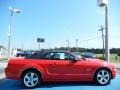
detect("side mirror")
(70, 57), (79, 62)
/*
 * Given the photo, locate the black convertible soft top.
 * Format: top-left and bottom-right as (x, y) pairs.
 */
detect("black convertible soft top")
(26, 50), (68, 59)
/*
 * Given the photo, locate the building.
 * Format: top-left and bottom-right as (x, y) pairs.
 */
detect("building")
(0, 45), (8, 58)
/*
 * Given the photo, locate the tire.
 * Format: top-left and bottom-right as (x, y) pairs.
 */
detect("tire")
(94, 69), (111, 85)
(21, 70), (41, 88)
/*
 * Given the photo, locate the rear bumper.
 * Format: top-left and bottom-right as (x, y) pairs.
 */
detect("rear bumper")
(5, 67), (19, 80)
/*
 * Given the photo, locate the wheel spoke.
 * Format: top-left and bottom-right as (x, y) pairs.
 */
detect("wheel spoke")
(33, 77), (38, 81)
(97, 74), (102, 78)
(30, 72), (35, 78)
(99, 78), (104, 83)
(104, 73), (109, 78)
(103, 78), (107, 83)
(25, 80), (31, 85)
(101, 70), (105, 75)
(31, 81), (35, 86)
(25, 75), (30, 80)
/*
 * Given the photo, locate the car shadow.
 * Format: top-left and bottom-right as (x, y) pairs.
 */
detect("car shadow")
(0, 78), (21, 90)
(0, 78), (108, 90)
(38, 82), (99, 87)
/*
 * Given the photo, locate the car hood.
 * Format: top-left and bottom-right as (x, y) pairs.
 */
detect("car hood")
(83, 58), (115, 67)
(85, 58), (105, 62)
(80, 58), (107, 65)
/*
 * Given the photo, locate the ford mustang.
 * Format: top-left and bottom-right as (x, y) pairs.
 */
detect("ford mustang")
(5, 50), (117, 88)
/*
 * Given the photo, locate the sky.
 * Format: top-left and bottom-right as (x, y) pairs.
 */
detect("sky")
(0, 0), (120, 50)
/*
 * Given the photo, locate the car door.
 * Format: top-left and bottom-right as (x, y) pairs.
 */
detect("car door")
(45, 52), (91, 81)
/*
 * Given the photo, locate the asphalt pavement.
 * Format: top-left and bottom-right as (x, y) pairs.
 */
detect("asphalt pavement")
(0, 76), (120, 90)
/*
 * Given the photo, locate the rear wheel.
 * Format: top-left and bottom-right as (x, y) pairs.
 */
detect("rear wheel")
(94, 69), (111, 85)
(21, 70), (41, 88)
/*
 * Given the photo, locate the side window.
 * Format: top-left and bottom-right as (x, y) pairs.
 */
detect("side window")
(59, 53), (65, 59)
(45, 52), (66, 60)
(45, 53), (54, 59)
(45, 52), (60, 60)
(44, 52), (75, 61)
(65, 53), (75, 60)
(51, 53), (60, 60)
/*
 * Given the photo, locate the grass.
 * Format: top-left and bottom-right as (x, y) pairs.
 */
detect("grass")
(110, 59), (120, 63)
(0, 57), (8, 62)
(96, 54), (120, 63)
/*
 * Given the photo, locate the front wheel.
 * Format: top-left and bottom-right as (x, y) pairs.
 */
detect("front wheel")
(21, 70), (41, 88)
(94, 69), (111, 85)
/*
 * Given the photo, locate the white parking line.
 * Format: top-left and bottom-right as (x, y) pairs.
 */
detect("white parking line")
(0, 62), (7, 79)
(117, 74), (120, 77)
(0, 73), (5, 79)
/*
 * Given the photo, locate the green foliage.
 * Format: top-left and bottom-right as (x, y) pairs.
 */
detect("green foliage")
(0, 58), (8, 61)
(54, 47), (120, 54)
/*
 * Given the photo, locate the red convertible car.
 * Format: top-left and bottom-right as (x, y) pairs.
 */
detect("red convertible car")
(5, 50), (117, 88)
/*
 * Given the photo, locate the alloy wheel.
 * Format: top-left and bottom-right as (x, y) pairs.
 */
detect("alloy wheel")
(23, 72), (39, 88)
(97, 69), (110, 85)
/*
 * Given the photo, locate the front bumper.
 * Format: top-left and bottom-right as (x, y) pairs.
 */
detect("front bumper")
(111, 67), (117, 79)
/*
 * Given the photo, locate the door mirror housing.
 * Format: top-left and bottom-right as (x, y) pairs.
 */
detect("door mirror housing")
(70, 57), (79, 62)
